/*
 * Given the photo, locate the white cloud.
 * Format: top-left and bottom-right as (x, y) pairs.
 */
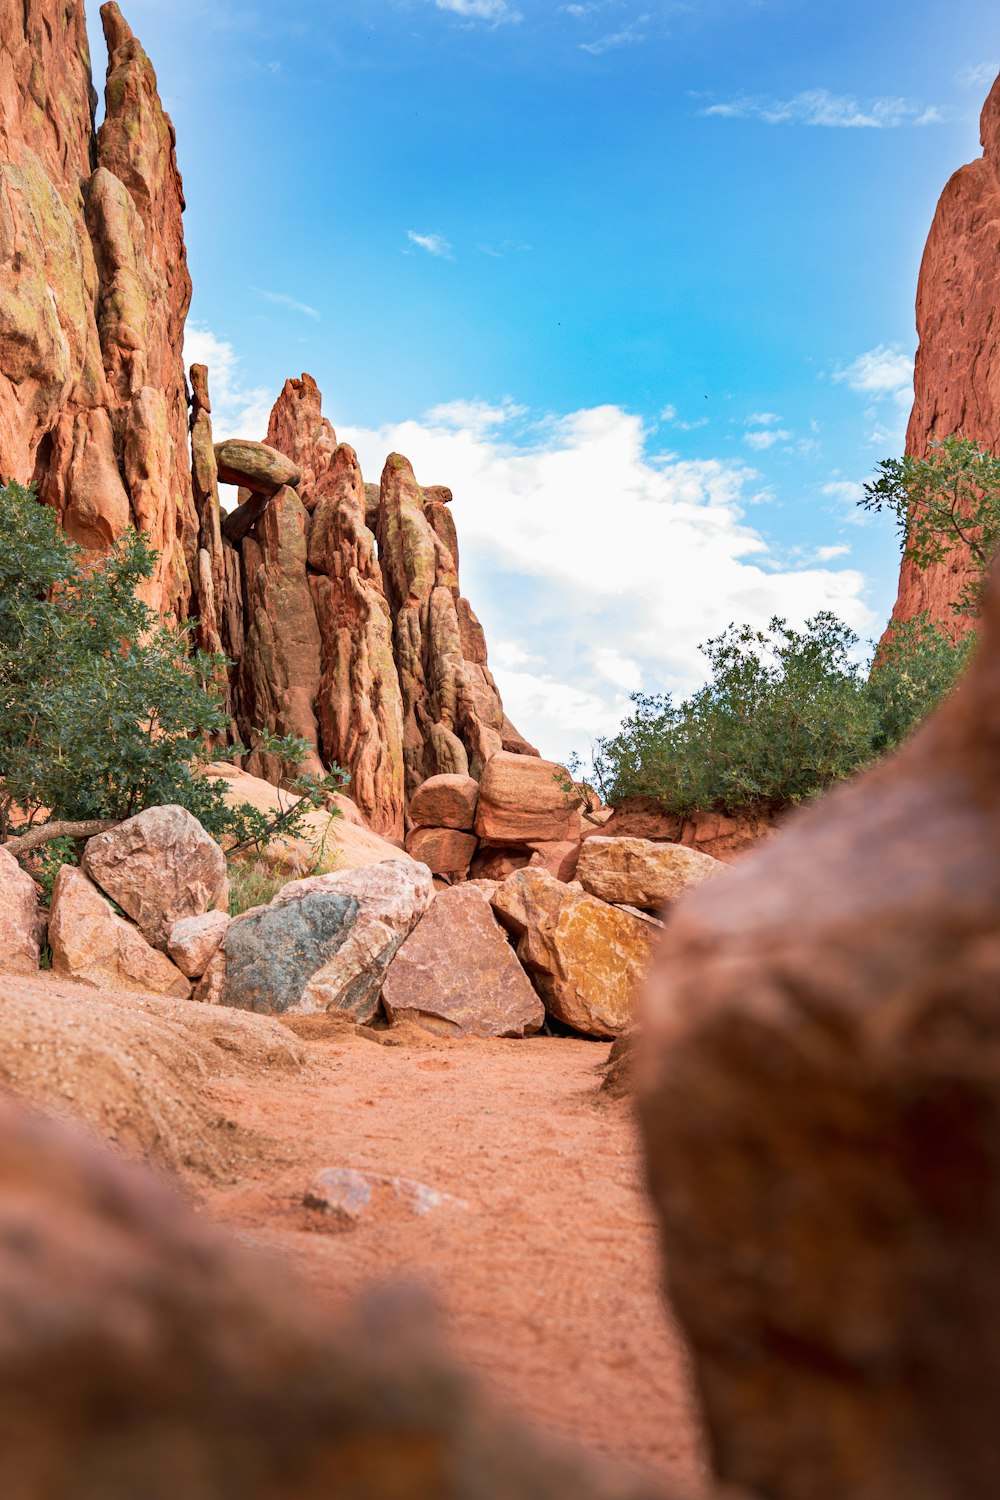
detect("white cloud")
(433, 0), (521, 22)
(745, 428), (791, 450)
(813, 543), (850, 562)
(834, 344), (914, 397)
(662, 403), (709, 431)
(957, 61), (999, 92)
(822, 480), (865, 506)
(703, 89), (945, 128)
(407, 230), (455, 259)
(255, 288), (321, 320)
(183, 324), (274, 441)
(747, 411), (782, 426)
(581, 25), (644, 55)
(341, 400), (873, 764)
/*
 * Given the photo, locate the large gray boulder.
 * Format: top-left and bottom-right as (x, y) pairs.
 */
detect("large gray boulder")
(221, 893), (360, 1015)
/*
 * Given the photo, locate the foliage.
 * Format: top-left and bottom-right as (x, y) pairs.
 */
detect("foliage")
(32, 837), (79, 906)
(227, 860), (294, 917)
(592, 611), (971, 816)
(862, 435), (1000, 618)
(0, 480), (347, 856)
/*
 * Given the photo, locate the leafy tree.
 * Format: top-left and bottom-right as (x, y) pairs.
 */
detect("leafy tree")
(862, 435), (1000, 619)
(866, 612), (976, 755)
(0, 480), (345, 857)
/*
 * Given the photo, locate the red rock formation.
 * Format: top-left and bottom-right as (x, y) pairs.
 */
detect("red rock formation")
(0, 0), (196, 618)
(639, 568), (1000, 1500)
(885, 71), (1000, 635)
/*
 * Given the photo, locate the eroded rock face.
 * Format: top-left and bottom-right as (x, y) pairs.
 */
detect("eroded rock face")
(404, 826), (478, 879)
(492, 869), (657, 1038)
(82, 805), (229, 950)
(382, 885), (544, 1038)
(576, 837), (724, 911)
(0, 1098), (664, 1499)
(637, 578), (1000, 1500)
(885, 70), (1000, 635)
(214, 438), (301, 495)
(0, 0), (196, 617)
(409, 772), (479, 831)
(167, 910), (231, 980)
(0, 848), (40, 975)
(49, 867), (191, 999)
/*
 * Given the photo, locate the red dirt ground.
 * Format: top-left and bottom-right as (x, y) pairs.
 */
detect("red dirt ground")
(198, 1026), (709, 1494)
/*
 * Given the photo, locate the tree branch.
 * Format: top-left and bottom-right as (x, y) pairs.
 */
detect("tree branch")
(3, 819), (118, 857)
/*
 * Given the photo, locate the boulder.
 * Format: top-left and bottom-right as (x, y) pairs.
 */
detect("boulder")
(637, 568), (1000, 1500)
(469, 845), (532, 882)
(382, 885), (544, 1039)
(167, 910), (231, 980)
(404, 826), (478, 879)
(213, 438), (301, 495)
(269, 860), (433, 1023)
(192, 950), (227, 1006)
(576, 836), (724, 911)
(475, 751), (582, 847)
(0, 848), (40, 974)
(526, 840), (582, 883)
(491, 869), (657, 1038)
(82, 805), (229, 950)
(49, 868), (191, 1000)
(221, 892), (360, 1015)
(409, 773), (480, 831)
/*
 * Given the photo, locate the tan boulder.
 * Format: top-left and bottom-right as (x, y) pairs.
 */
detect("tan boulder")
(404, 826), (478, 879)
(409, 773), (480, 831)
(475, 751), (582, 847)
(192, 950), (227, 1005)
(492, 869), (657, 1038)
(0, 848), (40, 974)
(576, 836), (724, 911)
(382, 885), (544, 1038)
(207, 763), (410, 876)
(214, 438), (301, 495)
(49, 868), (191, 999)
(526, 840), (582, 882)
(167, 910), (231, 979)
(82, 805), (229, 950)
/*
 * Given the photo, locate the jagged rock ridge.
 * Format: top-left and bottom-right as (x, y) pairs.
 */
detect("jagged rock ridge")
(885, 70), (1000, 635)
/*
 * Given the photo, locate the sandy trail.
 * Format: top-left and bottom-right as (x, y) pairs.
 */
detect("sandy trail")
(197, 1026), (708, 1493)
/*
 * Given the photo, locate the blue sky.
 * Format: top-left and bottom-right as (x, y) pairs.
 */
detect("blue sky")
(89, 0), (1000, 762)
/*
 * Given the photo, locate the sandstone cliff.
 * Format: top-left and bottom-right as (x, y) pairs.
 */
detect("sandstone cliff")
(885, 71), (1000, 633)
(0, 1), (194, 616)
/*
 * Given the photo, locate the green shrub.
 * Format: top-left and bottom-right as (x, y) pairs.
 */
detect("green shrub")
(227, 861), (293, 917)
(0, 480), (345, 854)
(592, 611), (971, 817)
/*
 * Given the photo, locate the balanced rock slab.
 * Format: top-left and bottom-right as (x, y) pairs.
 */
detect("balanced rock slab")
(167, 911), (231, 980)
(404, 826), (478, 879)
(214, 438), (301, 495)
(409, 773), (479, 831)
(222, 892), (360, 1015)
(49, 869), (191, 999)
(475, 752), (582, 847)
(270, 860), (433, 1022)
(576, 836), (724, 911)
(0, 848), (40, 975)
(382, 885), (544, 1038)
(492, 869), (657, 1038)
(82, 806), (228, 950)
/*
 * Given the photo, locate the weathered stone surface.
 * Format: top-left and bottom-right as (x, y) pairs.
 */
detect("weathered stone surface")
(469, 846), (533, 881)
(82, 805), (228, 950)
(270, 860), (433, 1023)
(49, 867), (191, 999)
(0, 848), (39, 975)
(492, 869), (656, 1038)
(376, 454), (528, 795)
(214, 438), (301, 495)
(206, 763), (411, 876)
(409, 773), (480, 831)
(476, 751), (582, 847)
(167, 910), (231, 979)
(383, 886), (544, 1038)
(0, 1097), (663, 1500)
(591, 798), (777, 864)
(883, 70), (1000, 637)
(526, 840), (582, 883)
(576, 837), (724, 911)
(192, 948), (227, 1005)
(304, 1167), (468, 1223)
(637, 574), (1000, 1500)
(222, 892), (360, 1014)
(0, 1), (196, 618)
(283, 393), (405, 839)
(404, 826), (478, 879)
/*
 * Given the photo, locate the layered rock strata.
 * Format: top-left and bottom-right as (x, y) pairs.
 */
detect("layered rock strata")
(885, 70), (1000, 634)
(0, 1), (196, 616)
